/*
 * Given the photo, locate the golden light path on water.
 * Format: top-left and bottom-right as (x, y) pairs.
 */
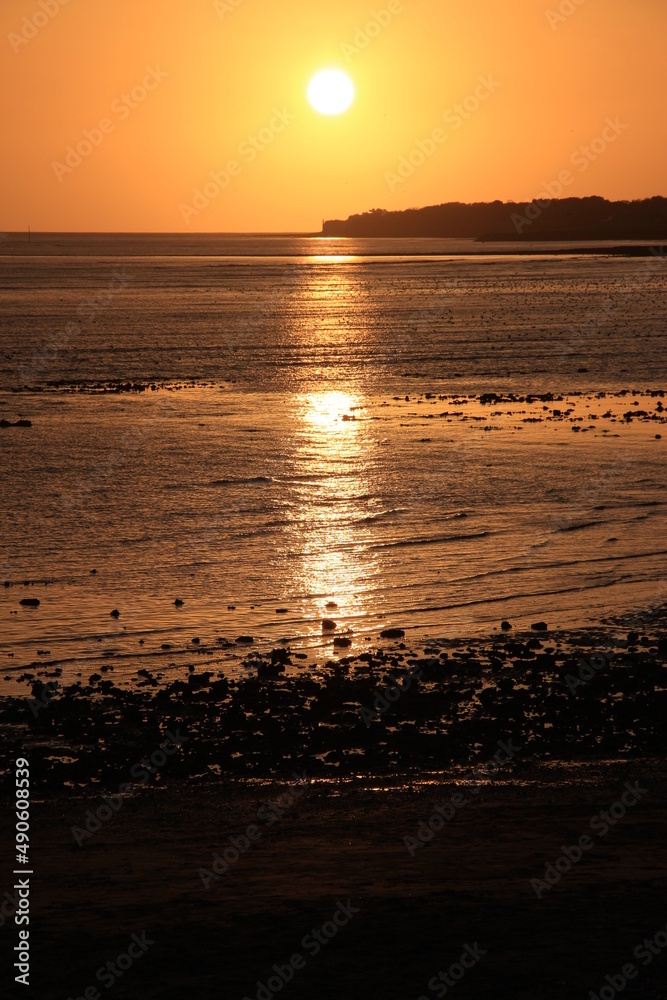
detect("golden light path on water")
(282, 261), (385, 638)
(308, 255), (359, 264)
(292, 387), (381, 641)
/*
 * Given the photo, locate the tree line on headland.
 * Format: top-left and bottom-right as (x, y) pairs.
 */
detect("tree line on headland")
(321, 196), (667, 241)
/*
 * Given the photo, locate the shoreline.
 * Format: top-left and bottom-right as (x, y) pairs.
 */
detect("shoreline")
(2, 387), (664, 691)
(1, 232), (665, 259)
(2, 604), (665, 794)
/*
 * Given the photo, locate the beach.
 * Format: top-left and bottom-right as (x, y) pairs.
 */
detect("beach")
(1, 606), (667, 996)
(3, 0), (666, 992)
(1, 235), (665, 997)
(1, 760), (667, 998)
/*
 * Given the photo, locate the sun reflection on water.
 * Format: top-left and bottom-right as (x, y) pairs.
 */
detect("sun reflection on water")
(301, 389), (361, 431)
(291, 388), (380, 637)
(308, 255), (358, 264)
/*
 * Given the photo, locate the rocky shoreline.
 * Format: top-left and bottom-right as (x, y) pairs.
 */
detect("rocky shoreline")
(2, 606), (665, 794)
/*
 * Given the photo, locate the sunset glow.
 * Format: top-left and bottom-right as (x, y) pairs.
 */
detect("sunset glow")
(1, 3), (666, 995)
(0, 0), (664, 231)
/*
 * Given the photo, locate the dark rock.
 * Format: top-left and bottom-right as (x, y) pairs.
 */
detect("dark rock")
(322, 619), (337, 632)
(326, 601), (338, 609)
(380, 628), (405, 639)
(191, 637), (200, 645)
(531, 622), (548, 632)
(236, 635), (254, 645)
(258, 661), (285, 678)
(501, 620), (512, 631)
(627, 631), (639, 645)
(188, 671), (212, 690)
(20, 598), (40, 608)
(1, 418), (32, 429)
(174, 598), (184, 607)
(334, 636), (352, 649)
(110, 609), (120, 618)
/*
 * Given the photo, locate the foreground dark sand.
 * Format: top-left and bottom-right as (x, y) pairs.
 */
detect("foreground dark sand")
(1, 609), (666, 998)
(1, 774), (667, 999)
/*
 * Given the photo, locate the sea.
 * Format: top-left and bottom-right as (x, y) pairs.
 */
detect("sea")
(0, 234), (665, 687)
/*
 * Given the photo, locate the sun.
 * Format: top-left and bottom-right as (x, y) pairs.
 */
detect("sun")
(307, 70), (355, 116)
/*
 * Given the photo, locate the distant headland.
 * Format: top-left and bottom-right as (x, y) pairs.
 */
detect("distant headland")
(321, 196), (667, 241)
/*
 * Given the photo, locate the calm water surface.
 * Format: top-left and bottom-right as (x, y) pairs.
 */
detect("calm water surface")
(0, 236), (665, 684)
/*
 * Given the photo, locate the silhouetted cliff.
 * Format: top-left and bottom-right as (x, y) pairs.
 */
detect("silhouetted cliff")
(321, 197), (667, 240)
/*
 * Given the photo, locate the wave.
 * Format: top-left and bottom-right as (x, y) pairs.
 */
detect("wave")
(557, 520), (608, 533)
(209, 475), (273, 486)
(593, 500), (664, 511)
(372, 530), (490, 551)
(453, 548), (667, 585)
(358, 507), (408, 524)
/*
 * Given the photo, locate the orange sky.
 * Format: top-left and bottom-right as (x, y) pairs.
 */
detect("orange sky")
(0, 0), (665, 232)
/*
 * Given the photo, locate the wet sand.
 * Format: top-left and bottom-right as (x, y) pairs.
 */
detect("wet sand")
(1, 609), (666, 997)
(1, 773), (667, 999)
